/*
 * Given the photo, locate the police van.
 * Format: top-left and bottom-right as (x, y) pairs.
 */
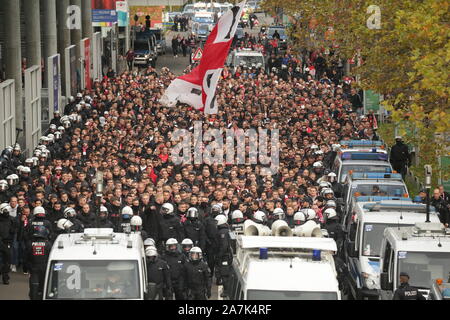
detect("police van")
(342, 172), (409, 213)
(43, 228), (147, 300)
(379, 222), (450, 300)
(332, 140), (392, 183)
(342, 198), (440, 299)
(228, 235), (341, 300)
(226, 49), (265, 73)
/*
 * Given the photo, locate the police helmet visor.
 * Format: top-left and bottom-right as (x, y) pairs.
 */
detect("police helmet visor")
(190, 252), (200, 261)
(182, 244), (193, 251)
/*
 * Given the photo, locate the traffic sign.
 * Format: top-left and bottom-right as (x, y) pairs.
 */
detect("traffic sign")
(192, 47), (203, 61)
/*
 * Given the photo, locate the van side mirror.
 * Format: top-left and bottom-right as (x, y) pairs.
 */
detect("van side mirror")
(380, 272), (393, 291)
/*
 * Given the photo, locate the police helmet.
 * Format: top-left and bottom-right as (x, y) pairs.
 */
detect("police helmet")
(187, 207), (199, 219)
(253, 210), (267, 224)
(58, 126), (65, 133)
(13, 144), (21, 152)
(327, 172), (337, 177)
(54, 131), (62, 140)
(6, 174), (19, 186)
(69, 96), (75, 103)
(63, 207), (77, 218)
(76, 93), (83, 98)
(33, 206), (46, 218)
(17, 165), (24, 173)
(321, 188), (334, 197)
(57, 218), (74, 231)
(100, 205), (108, 213)
(310, 144), (319, 150)
(39, 136), (48, 144)
(33, 225), (50, 239)
(25, 158), (34, 167)
(323, 208), (337, 220)
(231, 210), (244, 223)
(49, 124), (57, 131)
(189, 246), (202, 261)
(33, 149), (42, 158)
(313, 161), (323, 168)
(160, 203), (174, 215)
(130, 215), (142, 227)
(47, 134), (55, 143)
(211, 204), (223, 216)
(121, 206), (133, 219)
(293, 211), (307, 226)
(215, 214), (228, 226)
(0, 203), (10, 216)
(145, 247), (158, 258)
(273, 207), (285, 220)
(319, 181), (331, 189)
(0, 180), (8, 191)
(302, 208), (317, 221)
(144, 238), (156, 247)
(165, 238), (178, 252)
(181, 238), (194, 251)
(325, 200), (337, 209)
(31, 157), (39, 166)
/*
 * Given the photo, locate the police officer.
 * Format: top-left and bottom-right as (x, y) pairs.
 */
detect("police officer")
(215, 214), (233, 298)
(130, 215), (148, 241)
(390, 136), (410, 179)
(158, 203), (184, 249)
(230, 209), (245, 233)
(393, 272), (426, 300)
(268, 207), (285, 229)
(181, 238), (194, 259)
(118, 206), (133, 233)
(323, 208), (344, 251)
(204, 204), (221, 279)
(145, 247), (172, 300)
(0, 203), (16, 284)
(184, 247), (211, 300)
(0, 180), (10, 203)
(63, 207), (84, 232)
(26, 225), (52, 299)
(183, 207), (206, 251)
(55, 218), (76, 235)
(26, 206), (54, 242)
(96, 206), (115, 229)
(161, 238), (186, 300)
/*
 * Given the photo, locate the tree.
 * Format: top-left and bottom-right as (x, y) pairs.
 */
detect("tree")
(261, 0), (450, 181)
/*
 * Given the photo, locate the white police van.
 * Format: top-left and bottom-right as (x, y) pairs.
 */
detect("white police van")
(342, 172), (409, 212)
(229, 235), (341, 300)
(332, 140), (393, 183)
(343, 198), (440, 299)
(379, 222), (450, 300)
(43, 228), (147, 300)
(226, 49), (265, 73)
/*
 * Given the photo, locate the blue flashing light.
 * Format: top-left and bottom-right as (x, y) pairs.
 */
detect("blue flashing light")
(356, 196), (410, 202)
(259, 247), (268, 260)
(350, 172), (402, 180)
(312, 249), (321, 261)
(340, 140), (384, 148)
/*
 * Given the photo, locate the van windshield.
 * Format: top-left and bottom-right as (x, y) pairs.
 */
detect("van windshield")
(351, 184), (407, 198)
(46, 260), (140, 300)
(235, 55), (264, 67)
(398, 252), (450, 289)
(247, 290), (338, 300)
(362, 223), (413, 257)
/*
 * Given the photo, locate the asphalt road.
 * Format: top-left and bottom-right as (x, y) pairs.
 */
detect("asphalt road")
(0, 271), (29, 300)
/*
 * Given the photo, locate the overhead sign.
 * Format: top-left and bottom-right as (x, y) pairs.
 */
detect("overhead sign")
(92, 9), (117, 22)
(192, 47), (203, 61)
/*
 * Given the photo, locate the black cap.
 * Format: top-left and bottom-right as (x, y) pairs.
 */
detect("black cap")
(400, 272), (409, 278)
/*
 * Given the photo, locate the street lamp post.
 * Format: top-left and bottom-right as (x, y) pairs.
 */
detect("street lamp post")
(95, 170), (104, 226)
(424, 165), (432, 223)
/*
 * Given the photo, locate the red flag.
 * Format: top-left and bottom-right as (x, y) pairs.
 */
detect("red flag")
(160, 1), (246, 114)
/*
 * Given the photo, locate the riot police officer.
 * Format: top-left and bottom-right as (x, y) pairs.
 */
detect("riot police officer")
(204, 204), (221, 280)
(130, 215), (148, 241)
(183, 207), (206, 251)
(63, 207), (84, 232)
(184, 247), (211, 300)
(145, 247), (172, 300)
(0, 180), (10, 203)
(118, 206), (133, 233)
(215, 214), (233, 298)
(181, 238), (194, 259)
(96, 206), (115, 229)
(268, 208), (285, 229)
(161, 238), (186, 300)
(230, 209), (245, 233)
(323, 208), (344, 252)
(158, 203), (184, 248)
(393, 272), (426, 300)
(26, 225), (52, 299)
(55, 218), (76, 235)
(26, 206), (54, 242)
(0, 203), (16, 284)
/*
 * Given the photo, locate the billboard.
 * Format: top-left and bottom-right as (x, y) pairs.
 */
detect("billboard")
(129, 6), (164, 28)
(81, 38), (92, 91)
(92, 0), (121, 26)
(65, 45), (78, 97)
(47, 54), (61, 118)
(116, 1), (129, 27)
